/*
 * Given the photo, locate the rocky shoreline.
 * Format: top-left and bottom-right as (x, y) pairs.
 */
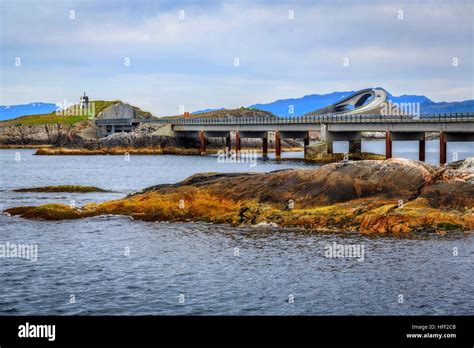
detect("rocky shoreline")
(33, 146), (304, 156)
(5, 158), (474, 235)
(0, 101), (303, 152)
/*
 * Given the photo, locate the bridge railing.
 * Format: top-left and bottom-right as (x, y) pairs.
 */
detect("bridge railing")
(97, 112), (474, 126)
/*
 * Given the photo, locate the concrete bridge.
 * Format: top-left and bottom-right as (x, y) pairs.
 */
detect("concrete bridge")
(95, 112), (474, 164)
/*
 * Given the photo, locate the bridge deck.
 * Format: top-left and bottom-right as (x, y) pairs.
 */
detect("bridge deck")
(95, 112), (474, 127)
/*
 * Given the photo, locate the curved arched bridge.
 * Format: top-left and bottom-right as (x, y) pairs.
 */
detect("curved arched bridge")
(306, 88), (388, 116)
(95, 89), (474, 164)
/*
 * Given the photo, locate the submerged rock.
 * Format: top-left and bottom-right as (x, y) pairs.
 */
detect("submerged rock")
(13, 185), (108, 193)
(4, 158), (474, 235)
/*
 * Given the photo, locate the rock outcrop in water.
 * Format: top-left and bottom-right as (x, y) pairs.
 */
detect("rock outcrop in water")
(13, 185), (108, 193)
(6, 158), (474, 235)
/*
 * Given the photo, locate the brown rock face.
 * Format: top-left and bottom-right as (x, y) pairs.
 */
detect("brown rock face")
(0, 122), (90, 146)
(421, 182), (474, 209)
(420, 158), (474, 210)
(96, 103), (154, 120)
(147, 158), (441, 208)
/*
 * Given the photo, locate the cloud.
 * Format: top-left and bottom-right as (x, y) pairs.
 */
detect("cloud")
(0, 0), (472, 113)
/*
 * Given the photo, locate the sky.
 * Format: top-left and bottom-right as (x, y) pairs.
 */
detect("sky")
(0, 0), (473, 115)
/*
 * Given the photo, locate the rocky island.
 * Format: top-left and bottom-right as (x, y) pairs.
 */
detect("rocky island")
(6, 158), (474, 235)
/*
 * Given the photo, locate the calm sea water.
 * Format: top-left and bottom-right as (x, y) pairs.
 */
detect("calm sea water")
(0, 147), (473, 315)
(336, 139), (474, 165)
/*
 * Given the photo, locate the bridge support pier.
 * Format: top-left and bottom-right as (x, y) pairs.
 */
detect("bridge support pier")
(320, 124), (332, 154)
(385, 131), (392, 159)
(419, 133), (426, 162)
(262, 136), (268, 159)
(275, 131), (281, 161)
(235, 131), (241, 155)
(199, 131), (206, 156)
(225, 134), (231, 153)
(439, 132), (447, 165)
(304, 132), (310, 159)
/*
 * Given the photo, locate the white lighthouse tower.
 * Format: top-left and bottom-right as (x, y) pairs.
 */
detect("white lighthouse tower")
(79, 92), (89, 109)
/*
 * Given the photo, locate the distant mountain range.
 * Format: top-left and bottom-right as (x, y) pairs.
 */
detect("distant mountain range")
(248, 90), (473, 117)
(418, 100), (474, 114)
(0, 102), (57, 121)
(2, 89), (473, 121)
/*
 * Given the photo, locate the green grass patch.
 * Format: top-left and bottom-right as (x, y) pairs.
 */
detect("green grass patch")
(436, 222), (462, 230)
